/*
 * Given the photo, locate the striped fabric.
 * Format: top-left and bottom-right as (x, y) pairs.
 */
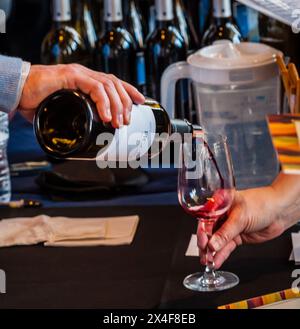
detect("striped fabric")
(267, 114), (300, 174)
(218, 288), (300, 309)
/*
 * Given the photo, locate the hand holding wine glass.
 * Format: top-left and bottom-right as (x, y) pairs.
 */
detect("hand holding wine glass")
(178, 133), (239, 292)
(201, 173), (300, 270)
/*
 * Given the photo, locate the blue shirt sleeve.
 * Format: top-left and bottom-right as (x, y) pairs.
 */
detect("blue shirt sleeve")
(0, 55), (24, 113)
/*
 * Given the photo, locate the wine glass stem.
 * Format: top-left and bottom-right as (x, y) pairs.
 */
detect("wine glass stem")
(199, 219), (217, 281)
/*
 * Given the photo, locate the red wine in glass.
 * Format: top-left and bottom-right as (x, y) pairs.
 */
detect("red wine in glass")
(183, 189), (233, 220)
(178, 133), (239, 292)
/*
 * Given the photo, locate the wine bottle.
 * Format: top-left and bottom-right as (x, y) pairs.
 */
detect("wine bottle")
(145, 0), (187, 102)
(72, 0), (98, 57)
(123, 0), (147, 50)
(94, 0), (137, 85)
(233, 1), (259, 42)
(174, 0), (199, 123)
(123, 0), (147, 94)
(201, 0), (242, 46)
(34, 89), (201, 161)
(137, 0), (155, 35)
(198, 0), (212, 38)
(41, 0), (90, 65)
(91, 0), (104, 36)
(174, 0), (199, 52)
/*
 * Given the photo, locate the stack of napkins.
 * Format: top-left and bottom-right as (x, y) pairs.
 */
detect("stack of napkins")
(290, 231), (300, 266)
(0, 215), (139, 248)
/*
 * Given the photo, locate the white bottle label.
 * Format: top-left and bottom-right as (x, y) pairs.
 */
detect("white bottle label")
(96, 105), (157, 164)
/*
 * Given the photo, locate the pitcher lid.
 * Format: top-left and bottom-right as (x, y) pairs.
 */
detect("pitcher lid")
(188, 41), (282, 70)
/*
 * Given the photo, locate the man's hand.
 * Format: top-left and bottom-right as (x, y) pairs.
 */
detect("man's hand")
(19, 64), (145, 128)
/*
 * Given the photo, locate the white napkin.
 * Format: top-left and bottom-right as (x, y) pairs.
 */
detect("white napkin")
(0, 215), (139, 248)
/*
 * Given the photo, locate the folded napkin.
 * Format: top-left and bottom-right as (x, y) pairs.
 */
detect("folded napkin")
(0, 215), (139, 248)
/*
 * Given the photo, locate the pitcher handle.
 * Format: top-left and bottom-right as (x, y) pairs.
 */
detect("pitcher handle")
(160, 61), (191, 119)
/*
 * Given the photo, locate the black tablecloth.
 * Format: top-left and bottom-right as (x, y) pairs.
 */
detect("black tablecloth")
(0, 206), (298, 309)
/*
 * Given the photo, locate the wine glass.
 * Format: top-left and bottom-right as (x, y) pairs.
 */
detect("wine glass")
(178, 133), (239, 292)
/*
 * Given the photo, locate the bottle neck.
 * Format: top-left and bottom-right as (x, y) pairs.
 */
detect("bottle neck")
(212, 0), (232, 18)
(72, 0), (85, 21)
(52, 0), (71, 23)
(104, 0), (123, 23)
(170, 119), (202, 137)
(155, 0), (174, 23)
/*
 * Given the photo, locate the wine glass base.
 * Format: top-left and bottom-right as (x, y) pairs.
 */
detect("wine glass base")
(183, 271), (239, 292)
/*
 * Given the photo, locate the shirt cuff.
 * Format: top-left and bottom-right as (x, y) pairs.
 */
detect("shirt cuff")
(14, 61), (31, 110)
(0, 55), (31, 114)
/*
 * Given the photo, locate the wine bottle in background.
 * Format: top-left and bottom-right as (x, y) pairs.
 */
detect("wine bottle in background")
(145, 0), (187, 104)
(182, 0), (200, 39)
(72, 0), (97, 58)
(94, 0), (137, 84)
(233, 1), (259, 42)
(138, 0), (155, 36)
(174, 0), (199, 53)
(41, 0), (90, 65)
(123, 0), (147, 49)
(174, 0), (199, 123)
(201, 0), (243, 46)
(198, 0), (212, 38)
(91, 0), (104, 36)
(123, 0), (147, 94)
(34, 89), (201, 161)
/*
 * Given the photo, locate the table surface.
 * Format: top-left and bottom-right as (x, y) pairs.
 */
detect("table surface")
(0, 205), (297, 309)
(0, 114), (298, 309)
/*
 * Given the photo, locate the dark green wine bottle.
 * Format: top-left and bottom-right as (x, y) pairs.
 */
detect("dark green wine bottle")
(94, 0), (137, 85)
(123, 0), (147, 93)
(145, 0), (187, 102)
(41, 0), (90, 66)
(174, 0), (200, 52)
(72, 0), (98, 56)
(201, 0), (243, 46)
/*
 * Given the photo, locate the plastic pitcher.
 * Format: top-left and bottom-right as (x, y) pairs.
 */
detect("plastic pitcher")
(161, 41), (282, 188)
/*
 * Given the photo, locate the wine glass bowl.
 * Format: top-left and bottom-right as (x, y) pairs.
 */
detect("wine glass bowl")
(178, 133), (239, 292)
